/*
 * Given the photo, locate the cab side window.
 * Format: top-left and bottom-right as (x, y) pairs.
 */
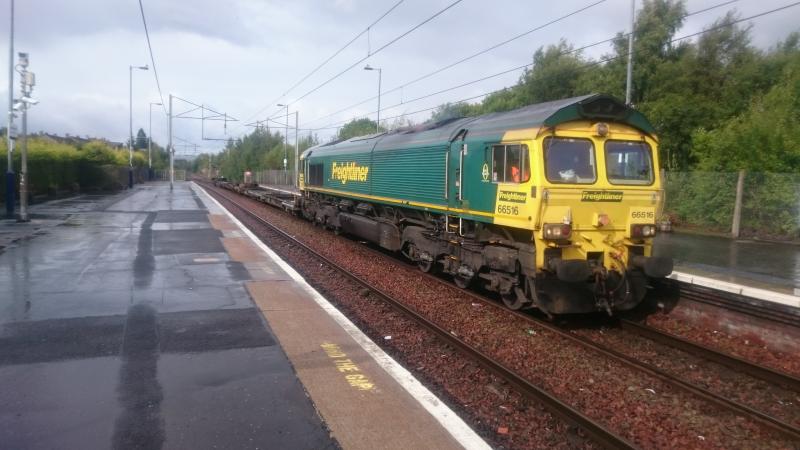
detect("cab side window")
(492, 144), (530, 183)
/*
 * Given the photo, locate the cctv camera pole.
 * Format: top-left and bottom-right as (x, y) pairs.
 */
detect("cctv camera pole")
(18, 85), (27, 222)
(5, 0), (15, 218)
(16, 52), (33, 222)
(128, 66), (133, 188)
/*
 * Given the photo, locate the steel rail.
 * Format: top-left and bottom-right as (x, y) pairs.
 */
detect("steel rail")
(199, 181), (636, 450)
(202, 180), (800, 443)
(668, 280), (800, 328)
(619, 318), (800, 392)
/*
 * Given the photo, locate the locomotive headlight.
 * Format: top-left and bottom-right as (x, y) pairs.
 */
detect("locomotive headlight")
(543, 223), (572, 240)
(595, 122), (609, 137)
(630, 224), (656, 238)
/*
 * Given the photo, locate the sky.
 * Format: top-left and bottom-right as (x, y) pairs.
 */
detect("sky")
(0, 0), (797, 157)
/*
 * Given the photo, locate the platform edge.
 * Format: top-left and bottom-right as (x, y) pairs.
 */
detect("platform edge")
(193, 182), (491, 450)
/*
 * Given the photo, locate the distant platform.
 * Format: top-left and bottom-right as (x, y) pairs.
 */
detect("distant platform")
(654, 232), (800, 307)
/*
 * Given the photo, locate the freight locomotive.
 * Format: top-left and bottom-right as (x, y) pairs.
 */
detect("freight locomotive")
(245, 94), (673, 316)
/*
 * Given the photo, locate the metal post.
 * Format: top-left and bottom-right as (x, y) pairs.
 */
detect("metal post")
(18, 97), (26, 222)
(294, 111), (299, 187)
(6, 0), (15, 217)
(128, 65), (133, 188)
(625, 0), (635, 105)
(284, 105), (289, 185)
(731, 170), (745, 238)
(376, 68), (382, 132)
(168, 94), (174, 190)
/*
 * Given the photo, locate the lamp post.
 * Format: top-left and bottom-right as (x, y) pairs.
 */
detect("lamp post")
(625, 0), (635, 105)
(277, 103), (289, 185)
(5, 0), (15, 218)
(128, 64), (148, 188)
(148, 102), (161, 179)
(364, 64), (382, 133)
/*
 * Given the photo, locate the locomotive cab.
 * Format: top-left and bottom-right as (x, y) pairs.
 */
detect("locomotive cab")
(524, 121), (672, 314)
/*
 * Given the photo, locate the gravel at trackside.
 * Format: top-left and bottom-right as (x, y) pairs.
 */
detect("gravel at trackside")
(571, 326), (800, 427)
(206, 185), (799, 449)
(644, 313), (800, 378)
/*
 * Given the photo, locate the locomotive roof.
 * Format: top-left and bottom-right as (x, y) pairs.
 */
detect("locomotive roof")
(302, 94), (655, 157)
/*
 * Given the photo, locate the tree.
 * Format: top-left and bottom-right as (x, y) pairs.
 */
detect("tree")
(430, 102), (478, 121)
(135, 128), (148, 150)
(519, 40), (589, 104)
(336, 118), (383, 140)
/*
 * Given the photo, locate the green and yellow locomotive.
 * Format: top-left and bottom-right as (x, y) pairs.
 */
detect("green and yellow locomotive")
(299, 94), (672, 315)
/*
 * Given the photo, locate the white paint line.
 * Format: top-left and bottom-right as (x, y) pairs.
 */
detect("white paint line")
(670, 271), (800, 309)
(193, 257), (220, 263)
(192, 182), (491, 450)
(256, 184), (300, 196)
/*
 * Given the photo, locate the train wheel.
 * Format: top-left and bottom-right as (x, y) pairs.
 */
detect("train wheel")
(453, 274), (472, 289)
(502, 287), (531, 311)
(418, 259), (435, 273)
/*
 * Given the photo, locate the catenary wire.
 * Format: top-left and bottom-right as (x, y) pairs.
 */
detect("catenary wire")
(137, 0), (167, 115)
(305, 1), (798, 133)
(238, 0), (406, 128)
(304, 0), (740, 128)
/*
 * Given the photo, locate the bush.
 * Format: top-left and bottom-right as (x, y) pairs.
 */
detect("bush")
(0, 137), (145, 201)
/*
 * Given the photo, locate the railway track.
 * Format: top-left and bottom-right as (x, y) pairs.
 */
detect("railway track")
(200, 181), (636, 450)
(406, 262), (800, 441)
(618, 318), (800, 392)
(202, 180), (800, 445)
(666, 279), (800, 328)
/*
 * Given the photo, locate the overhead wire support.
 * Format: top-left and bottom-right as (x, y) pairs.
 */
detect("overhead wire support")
(137, 0), (167, 115)
(170, 95), (239, 141)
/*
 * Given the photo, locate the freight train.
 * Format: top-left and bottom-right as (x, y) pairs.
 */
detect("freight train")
(225, 94), (673, 316)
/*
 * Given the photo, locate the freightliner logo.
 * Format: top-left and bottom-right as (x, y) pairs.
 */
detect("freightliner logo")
(499, 190), (527, 203)
(331, 162), (369, 185)
(581, 190), (624, 202)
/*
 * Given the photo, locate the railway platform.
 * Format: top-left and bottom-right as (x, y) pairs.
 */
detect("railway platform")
(0, 181), (486, 450)
(654, 233), (800, 308)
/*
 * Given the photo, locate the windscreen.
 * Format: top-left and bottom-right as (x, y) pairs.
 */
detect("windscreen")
(605, 141), (654, 185)
(543, 137), (596, 184)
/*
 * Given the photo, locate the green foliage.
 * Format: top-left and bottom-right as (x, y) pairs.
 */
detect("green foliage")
(663, 171), (738, 231)
(135, 128), (148, 149)
(426, 0), (800, 174)
(337, 118), (383, 140)
(691, 56), (800, 171)
(205, 128), (319, 181)
(0, 137), (150, 200)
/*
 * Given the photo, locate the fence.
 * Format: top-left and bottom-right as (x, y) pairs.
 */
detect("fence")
(153, 169), (186, 182)
(663, 171), (800, 239)
(252, 169), (296, 186)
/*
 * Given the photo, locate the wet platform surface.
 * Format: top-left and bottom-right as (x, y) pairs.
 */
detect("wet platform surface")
(654, 232), (800, 295)
(0, 182), (336, 449)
